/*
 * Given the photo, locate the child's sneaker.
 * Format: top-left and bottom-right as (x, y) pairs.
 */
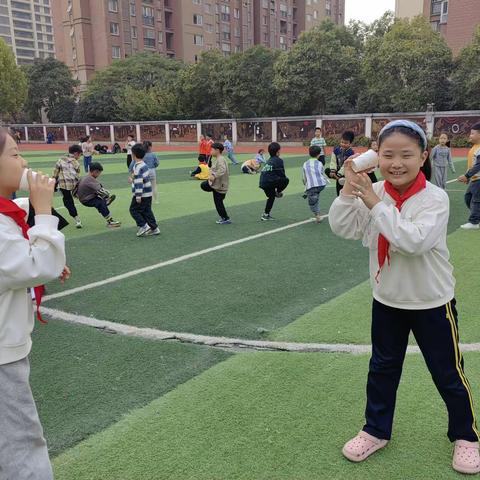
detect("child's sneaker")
(315, 214), (323, 224)
(106, 194), (116, 206)
(342, 431), (388, 463)
(275, 191), (284, 198)
(302, 193), (308, 199)
(452, 440), (480, 474)
(216, 218), (232, 225)
(136, 224), (151, 237)
(261, 213), (275, 221)
(146, 227), (161, 235)
(106, 218), (121, 228)
(75, 219), (82, 229)
(460, 223), (479, 230)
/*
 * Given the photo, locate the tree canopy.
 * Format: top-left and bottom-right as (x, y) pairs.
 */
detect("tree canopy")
(0, 38), (27, 120)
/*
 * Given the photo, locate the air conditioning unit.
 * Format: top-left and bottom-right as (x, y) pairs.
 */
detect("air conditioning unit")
(440, 0), (448, 24)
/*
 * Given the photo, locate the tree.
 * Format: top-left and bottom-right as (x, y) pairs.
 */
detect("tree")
(175, 50), (227, 119)
(273, 20), (362, 115)
(0, 38), (27, 120)
(450, 26), (480, 110)
(76, 52), (183, 122)
(358, 16), (453, 113)
(222, 45), (280, 117)
(113, 85), (176, 121)
(23, 57), (79, 122)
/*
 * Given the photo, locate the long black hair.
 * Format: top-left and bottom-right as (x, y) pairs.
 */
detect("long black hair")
(378, 126), (432, 181)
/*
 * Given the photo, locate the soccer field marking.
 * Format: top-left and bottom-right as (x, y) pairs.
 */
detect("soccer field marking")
(43, 215), (328, 302)
(40, 306), (480, 355)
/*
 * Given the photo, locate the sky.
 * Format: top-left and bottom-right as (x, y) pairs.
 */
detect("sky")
(344, 0), (395, 24)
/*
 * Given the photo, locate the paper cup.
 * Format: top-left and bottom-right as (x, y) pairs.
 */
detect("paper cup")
(19, 169), (55, 191)
(352, 149), (378, 173)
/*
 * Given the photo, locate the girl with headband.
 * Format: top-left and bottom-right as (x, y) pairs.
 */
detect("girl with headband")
(329, 120), (479, 474)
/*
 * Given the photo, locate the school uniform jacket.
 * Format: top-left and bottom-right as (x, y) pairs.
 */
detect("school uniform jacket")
(0, 199), (65, 365)
(329, 181), (454, 310)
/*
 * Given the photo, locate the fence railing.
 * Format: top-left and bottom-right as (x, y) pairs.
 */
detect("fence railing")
(5, 111), (480, 145)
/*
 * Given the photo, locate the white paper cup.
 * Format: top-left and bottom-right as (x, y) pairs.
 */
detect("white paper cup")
(352, 149), (379, 173)
(19, 169), (55, 191)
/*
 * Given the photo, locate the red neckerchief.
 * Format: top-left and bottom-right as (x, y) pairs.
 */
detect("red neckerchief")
(376, 171), (427, 282)
(0, 197), (46, 323)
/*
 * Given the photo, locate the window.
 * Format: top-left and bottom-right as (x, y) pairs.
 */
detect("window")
(144, 28), (155, 47)
(11, 1), (31, 10)
(13, 20), (32, 29)
(110, 22), (119, 35)
(205, 23), (213, 32)
(112, 45), (121, 58)
(193, 34), (203, 45)
(15, 29), (33, 38)
(263, 16), (267, 25)
(192, 0), (201, 4)
(262, 0), (268, 7)
(158, 31), (163, 43)
(430, 20), (439, 31)
(306, 13), (312, 22)
(130, 3), (135, 16)
(16, 39), (34, 47)
(16, 48), (35, 57)
(431, 0), (442, 15)
(108, 0), (118, 13)
(193, 14), (203, 25)
(313, 10), (318, 19)
(220, 4), (230, 21)
(204, 3), (211, 13)
(13, 10), (32, 20)
(234, 8), (239, 18)
(131, 26), (137, 38)
(143, 6), (154, 25)
(280, 4), (287, 18)
(221, 42), (230, 52)
(234, 26), (240, 37)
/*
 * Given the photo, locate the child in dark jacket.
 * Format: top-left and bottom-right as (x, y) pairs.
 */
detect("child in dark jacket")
(326, 130), (355, 196)
(259, 142), (289, 220)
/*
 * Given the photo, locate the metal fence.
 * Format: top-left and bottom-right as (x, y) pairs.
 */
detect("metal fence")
(5, 111), (480, 145)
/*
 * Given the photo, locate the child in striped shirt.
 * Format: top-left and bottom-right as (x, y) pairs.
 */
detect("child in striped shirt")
(302, 145), (327, 223)
(129, 143), (160, 237)
(310, 127), (327, 164)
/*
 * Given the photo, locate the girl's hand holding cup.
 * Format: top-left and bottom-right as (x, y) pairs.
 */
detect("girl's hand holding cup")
(21, 169), (55, 215)
(343, 157), (381, 210)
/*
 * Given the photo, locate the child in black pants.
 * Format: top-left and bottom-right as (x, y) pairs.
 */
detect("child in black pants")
(259, 142), (289, 221)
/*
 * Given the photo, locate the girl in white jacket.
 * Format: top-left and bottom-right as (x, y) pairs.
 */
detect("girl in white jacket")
(0, 129), (68, 479)
(329, 120), (479, 475)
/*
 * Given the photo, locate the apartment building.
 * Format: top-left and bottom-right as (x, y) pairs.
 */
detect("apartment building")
(394, 0), (423, 18)
(0, 0), (55, 64)
(51, 0), (344, 83)
(424, 0), (480, 54)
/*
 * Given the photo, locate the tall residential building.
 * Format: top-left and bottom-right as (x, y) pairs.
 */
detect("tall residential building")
(424, 0), (480, 54)
(0, 0), (55, 65)
(52, 0), (344, 84)
(394, 0), (424, 18)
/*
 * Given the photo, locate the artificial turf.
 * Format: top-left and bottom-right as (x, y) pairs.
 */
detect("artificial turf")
(53, 350), (480, 480)
(30, 319), (231, 457)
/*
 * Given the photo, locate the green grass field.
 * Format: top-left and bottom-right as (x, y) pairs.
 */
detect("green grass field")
(20, 148), (480, 479)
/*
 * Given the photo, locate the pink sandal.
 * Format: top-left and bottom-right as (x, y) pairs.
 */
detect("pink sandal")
(342, 431), (388, 462)
(453, 440), (480, 474)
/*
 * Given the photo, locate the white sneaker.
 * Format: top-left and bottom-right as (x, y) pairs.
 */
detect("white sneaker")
(460, 223), (480, 230)
(146, 227), (161, 236)
(75, 220), (82, 229)
(136, 225), (151, 237)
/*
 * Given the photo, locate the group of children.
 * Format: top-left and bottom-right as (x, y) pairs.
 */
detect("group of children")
(2, 120), (480, 478)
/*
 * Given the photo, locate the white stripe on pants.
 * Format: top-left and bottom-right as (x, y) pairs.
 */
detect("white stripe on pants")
(0, 357), (53, 480)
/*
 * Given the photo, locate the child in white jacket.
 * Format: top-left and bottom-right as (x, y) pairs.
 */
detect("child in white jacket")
(329, 120), (479, 475)
(0, 129), (68, 479)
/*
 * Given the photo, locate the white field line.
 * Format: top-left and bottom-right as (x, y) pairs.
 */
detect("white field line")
(44, 215), (327, 302)
(40, 306), (480, 354)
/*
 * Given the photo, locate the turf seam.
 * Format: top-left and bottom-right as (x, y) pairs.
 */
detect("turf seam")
(40, 306), (480, 355)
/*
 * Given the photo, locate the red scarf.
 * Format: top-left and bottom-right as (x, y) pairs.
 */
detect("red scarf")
(376, 171), (427, 282)
(0, 197), (46, 323)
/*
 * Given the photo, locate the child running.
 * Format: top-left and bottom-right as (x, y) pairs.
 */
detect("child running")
(0, 128), (68, 479)
(329, 119), (479, 475)
(192, 134), (209, 177)
(129, 143), (160, 237)
(302, 145), (327, 223)
(52, 144), (83, 228)
(432, 133), (455, 189)
(259, 142), (289, 221)
(200, 142), (231, 224)
(125, 134), (136, 169)
(457, 123), (480, 230)
(223, 135), (239, 165)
